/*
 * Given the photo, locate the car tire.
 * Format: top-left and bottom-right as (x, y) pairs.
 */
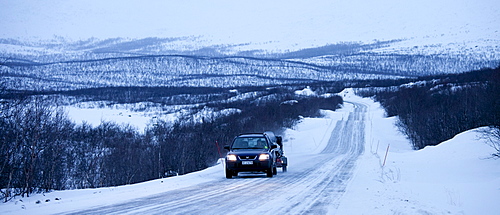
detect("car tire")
(282, 166), (287, 172)
(225, 168), (233, 179)
(273, 167), (278, 175)
(266, 168), (273, 177)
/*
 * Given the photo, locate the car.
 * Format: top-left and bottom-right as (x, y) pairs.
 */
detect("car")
(224, 132), (280, 178)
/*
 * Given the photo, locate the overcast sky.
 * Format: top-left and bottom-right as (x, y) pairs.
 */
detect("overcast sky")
(1, 0), (498, 50)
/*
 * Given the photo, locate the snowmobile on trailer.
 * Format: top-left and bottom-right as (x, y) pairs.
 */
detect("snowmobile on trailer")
(275, 135), (288, 172)
(264, 131), (288, 172)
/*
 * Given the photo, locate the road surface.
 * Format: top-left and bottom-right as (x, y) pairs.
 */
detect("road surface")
(65, 101), (367, 215)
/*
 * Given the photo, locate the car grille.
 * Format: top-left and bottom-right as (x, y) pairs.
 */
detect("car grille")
(238, 155), (257, 160)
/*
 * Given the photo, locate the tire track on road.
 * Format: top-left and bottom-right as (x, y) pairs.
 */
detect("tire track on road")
(281, 101), (366, 214)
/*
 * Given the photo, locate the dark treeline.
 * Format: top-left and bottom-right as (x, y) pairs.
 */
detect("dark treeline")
(0, 86), (232, 102)
(358, 66), (500, 149)
(0, 80), (406, 101)
(0, 85), (343, 202)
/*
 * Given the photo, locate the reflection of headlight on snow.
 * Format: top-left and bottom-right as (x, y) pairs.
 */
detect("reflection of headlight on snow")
(258, 154), (270, 161)
(227, 155), (237, 161)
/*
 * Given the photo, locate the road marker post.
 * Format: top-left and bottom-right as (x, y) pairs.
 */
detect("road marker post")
(382, 144), (390, 167)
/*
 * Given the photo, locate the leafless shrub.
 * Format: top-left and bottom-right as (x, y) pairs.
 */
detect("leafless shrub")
(478, 126), (500, 158)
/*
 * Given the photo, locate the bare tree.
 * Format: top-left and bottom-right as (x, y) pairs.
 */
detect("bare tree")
(478, 126), (500, 158)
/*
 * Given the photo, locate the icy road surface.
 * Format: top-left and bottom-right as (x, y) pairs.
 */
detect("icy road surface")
(63, 102), (366, 215)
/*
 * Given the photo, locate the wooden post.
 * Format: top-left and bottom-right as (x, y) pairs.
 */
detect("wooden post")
(382, 144), (390, 167)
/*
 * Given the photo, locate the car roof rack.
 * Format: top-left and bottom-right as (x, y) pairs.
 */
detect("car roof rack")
(238, 132), (265, 136)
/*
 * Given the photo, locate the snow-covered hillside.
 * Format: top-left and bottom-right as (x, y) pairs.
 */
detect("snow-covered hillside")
(1, 0), (499, 91)
(1, 89), (498, 214)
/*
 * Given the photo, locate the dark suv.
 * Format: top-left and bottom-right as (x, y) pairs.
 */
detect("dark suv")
(224, 132), (280, 178)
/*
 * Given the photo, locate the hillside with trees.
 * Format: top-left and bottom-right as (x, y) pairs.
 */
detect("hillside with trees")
(357, 66), (500, 150)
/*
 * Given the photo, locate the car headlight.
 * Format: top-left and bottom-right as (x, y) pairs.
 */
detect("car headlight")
(258, 154), (270, 161)
(227, 154), (237, 161)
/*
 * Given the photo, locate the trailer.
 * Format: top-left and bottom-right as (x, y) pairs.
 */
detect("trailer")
(275, 136), (288, 172)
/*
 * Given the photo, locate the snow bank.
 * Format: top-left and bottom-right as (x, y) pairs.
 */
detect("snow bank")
(0, 162), (225, 215)
(337, 89), (500, 214)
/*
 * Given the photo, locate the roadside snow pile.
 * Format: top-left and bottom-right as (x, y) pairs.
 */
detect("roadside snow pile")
(337, 89), (500, 214)
(0, 163), (224, 215)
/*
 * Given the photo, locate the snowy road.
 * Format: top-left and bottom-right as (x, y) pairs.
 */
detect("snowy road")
(65, 102), (366, 215)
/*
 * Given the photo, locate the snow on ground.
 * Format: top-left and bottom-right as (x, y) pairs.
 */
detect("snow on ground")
(337, 127), (500, 214)
(64, 104), (241, 133)
(294, 86), (316, 97)
(64, 106), (156, 132)
(337, 88), (500, 214)
(2, 89), (499, 214)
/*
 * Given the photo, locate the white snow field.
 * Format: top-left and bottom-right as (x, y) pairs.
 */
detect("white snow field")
(1, 89), (498, 214)
(1, 0), (499, 54)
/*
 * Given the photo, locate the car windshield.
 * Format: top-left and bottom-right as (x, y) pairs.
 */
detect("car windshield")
(232, 137), (268, 149)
